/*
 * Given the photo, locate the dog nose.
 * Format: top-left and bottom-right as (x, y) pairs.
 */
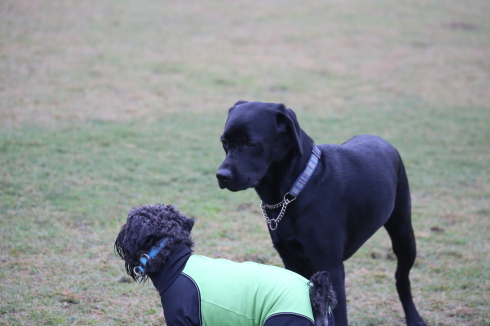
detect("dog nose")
(216, 168), (232, 182)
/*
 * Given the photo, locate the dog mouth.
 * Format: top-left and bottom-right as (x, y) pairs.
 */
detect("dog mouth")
(219, 182), (248, 192)
(217, 176), (258, 192)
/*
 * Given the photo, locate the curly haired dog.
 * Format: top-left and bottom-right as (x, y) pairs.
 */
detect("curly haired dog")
(115, 204), (337, 326)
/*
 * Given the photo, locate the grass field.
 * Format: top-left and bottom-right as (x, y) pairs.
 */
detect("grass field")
(1, 1), (489, 325)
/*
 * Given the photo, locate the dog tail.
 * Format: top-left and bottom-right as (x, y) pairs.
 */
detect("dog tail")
(309, 271), (337, 326)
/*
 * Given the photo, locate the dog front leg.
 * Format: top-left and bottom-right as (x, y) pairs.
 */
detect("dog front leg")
(325, 262), (347, 326)
(274, 242), (348, 325)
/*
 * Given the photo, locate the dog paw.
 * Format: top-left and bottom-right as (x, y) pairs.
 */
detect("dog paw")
(407, 320), (427, 326)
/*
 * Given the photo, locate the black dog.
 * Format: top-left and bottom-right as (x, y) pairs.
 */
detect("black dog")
(216, 101), (426, 326)
(115, 204), (337, 326)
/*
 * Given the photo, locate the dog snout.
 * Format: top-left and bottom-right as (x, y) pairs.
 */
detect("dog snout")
(216, 168), (232, 184)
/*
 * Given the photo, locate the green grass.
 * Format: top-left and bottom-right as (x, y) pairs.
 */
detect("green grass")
(1, 0), (489, 325)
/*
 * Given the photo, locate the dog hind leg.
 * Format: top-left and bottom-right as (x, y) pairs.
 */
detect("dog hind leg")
(384, 162), (426, 326)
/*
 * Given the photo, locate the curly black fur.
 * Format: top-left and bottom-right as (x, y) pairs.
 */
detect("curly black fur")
(114, 204), (194, 282)
(309, 271), (338, 326)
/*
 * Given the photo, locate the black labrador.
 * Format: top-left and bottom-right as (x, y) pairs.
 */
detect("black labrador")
(216, 101), (426, 326)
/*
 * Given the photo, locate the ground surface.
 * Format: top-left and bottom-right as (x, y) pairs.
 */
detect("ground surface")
(1, 1), (489, 325)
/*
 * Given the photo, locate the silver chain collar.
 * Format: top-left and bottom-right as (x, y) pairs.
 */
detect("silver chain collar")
(259, 146), (321, 231)
(260, 193), (296, 231)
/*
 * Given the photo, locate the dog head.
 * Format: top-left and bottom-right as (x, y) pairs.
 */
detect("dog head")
(114, 204), (194, 281)
(216, 101), (306, 191)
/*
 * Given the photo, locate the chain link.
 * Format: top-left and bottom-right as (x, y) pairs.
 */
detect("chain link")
(260, 193), (296, 231)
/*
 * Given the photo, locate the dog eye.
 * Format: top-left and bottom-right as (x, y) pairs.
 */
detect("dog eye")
(246, 142), (257, 148)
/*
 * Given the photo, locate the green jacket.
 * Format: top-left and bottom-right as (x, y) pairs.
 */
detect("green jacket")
(182, 254), (315, 325)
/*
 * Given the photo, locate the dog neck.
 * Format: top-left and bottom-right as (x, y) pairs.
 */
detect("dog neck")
(255, 135), (315, 204)
(257, 145), (321, 231)
(134, 239), (168, 277)
(148, 244), (192, 294)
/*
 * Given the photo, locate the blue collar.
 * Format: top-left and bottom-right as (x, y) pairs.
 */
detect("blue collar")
(134, 239), (167, 276)
(289, 146), (321, 197)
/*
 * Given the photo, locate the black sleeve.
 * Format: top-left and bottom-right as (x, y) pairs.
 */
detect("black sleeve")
(264, 313), (315, 326)
(159, 274), (201, 326)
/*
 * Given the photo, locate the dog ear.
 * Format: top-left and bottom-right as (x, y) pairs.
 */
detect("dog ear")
(275, 104), (303, 155)
(228, 100), (249, 114)
(184, 217), (195, 232)
(114, 224), (128, 260)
